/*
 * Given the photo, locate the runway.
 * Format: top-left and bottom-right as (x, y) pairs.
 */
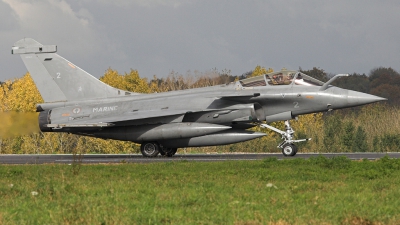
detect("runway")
(1, 152), (399, 164)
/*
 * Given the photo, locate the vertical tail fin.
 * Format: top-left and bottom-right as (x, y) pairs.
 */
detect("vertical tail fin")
(12, 38), (136, 103)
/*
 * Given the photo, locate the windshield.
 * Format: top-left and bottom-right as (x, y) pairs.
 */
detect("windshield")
(239, 70), (325, 87)
(266, 71), (296, 85)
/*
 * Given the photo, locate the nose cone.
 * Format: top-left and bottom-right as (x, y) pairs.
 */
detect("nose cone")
(324, 87), (386, 110)
(347, 90), (387, 107)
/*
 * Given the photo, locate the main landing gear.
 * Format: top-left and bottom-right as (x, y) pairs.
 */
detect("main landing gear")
(140, 142), (177, 157)
(260, 120), (311, 156)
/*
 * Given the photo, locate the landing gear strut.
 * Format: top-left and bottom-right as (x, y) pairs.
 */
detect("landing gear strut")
(260, 120), (311, 156)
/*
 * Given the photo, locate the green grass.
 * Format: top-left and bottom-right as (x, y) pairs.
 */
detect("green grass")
(1, 156), (400, 224)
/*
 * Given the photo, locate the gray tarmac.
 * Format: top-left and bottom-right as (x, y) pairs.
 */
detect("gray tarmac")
(1, 152), (399, 164)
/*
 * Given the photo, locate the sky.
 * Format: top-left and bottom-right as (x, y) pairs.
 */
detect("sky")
(1, 0), (399, 81)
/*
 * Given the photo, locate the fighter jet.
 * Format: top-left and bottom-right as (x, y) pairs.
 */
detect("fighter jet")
(12, 38), (385, 157)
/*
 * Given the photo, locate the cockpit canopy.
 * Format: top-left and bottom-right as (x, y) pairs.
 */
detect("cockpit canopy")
(239, 70), (325, 87)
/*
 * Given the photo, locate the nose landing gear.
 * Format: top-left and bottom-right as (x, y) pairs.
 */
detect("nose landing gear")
(260, 120), (311, 156)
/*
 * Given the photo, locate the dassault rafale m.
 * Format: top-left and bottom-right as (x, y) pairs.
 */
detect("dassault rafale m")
(12, 38), (385, 157)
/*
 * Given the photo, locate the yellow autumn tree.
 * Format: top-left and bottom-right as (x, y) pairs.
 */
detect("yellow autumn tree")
(0, 73), (43, 112)
(0, 73), (42, 139)
(249, 65), (273, 78)
(100, 68), (151, 93)
(0, 73), (44, 153)
(149, 75), (161, 93)
(98, 68), (123, 89)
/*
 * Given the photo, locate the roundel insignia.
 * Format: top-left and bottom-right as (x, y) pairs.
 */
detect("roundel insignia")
(72, 108), (81, 114)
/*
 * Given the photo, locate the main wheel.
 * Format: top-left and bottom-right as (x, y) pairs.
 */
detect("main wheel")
(159, 148), (166, 156)
(168, 148), (177, 157)
(159, 147), (177, 157)
(282, 144), (297, 157)
(140, 142), (160, 157)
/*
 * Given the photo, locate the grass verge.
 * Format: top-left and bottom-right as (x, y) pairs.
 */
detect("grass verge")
(1, 156), (400, 224)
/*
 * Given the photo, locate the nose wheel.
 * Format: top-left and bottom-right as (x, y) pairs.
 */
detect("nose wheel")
(260, 120), (310, 157)
(281, 143), (298, 156)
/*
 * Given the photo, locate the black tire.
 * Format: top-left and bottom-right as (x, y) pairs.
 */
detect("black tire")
(159, 148), (166, 156)
(293, 145), (298, 154)
(140, 142), (160, 157)
(160, 147), (177, 157)
(167, 148), (177, 157)
(282, 144), (297, 157)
